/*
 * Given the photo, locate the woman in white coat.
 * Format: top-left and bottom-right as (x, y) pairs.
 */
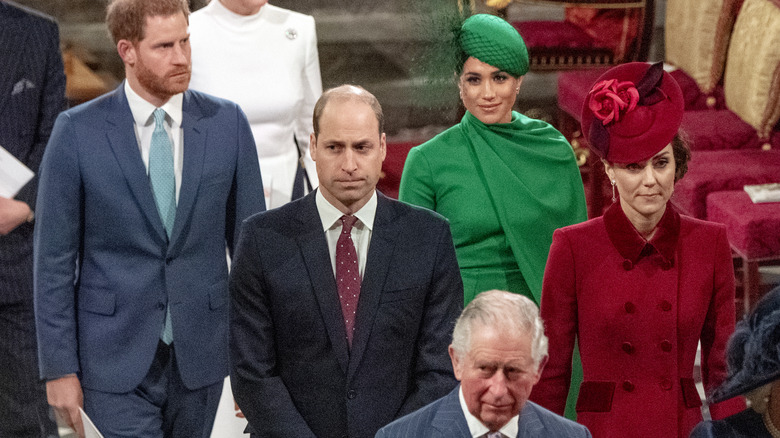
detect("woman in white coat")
(189, 0), (322, 209)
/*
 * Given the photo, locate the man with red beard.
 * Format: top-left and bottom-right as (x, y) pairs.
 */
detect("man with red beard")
(33, 0), (264, 436)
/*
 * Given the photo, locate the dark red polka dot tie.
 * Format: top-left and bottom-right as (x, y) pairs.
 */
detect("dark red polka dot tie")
(337, 215), (361, 347)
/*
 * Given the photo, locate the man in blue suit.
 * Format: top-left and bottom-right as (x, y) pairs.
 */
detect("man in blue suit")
(376, 290), (592, 438)
(33, 0), (264, 436)
(229, 85), (463, 438)
(0, 2), (66, 436)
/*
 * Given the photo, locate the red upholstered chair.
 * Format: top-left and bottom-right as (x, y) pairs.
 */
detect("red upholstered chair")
(557, 0), (776, 216)
(672, 149), (780, 219)
(707, 190), (780, 313)
(680, 0), (780, 153)
(511, 0), (655, 71)
(672, 0), (780, 218)
(377, 141), (418, 199)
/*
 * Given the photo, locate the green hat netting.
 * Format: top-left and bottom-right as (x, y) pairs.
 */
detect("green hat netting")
(459, 14), (529, 77)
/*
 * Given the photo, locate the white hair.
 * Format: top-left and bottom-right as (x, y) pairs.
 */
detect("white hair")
(451, 290), (548, 368)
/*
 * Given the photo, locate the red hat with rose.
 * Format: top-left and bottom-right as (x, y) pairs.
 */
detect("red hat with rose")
(581, 62), (685, 163)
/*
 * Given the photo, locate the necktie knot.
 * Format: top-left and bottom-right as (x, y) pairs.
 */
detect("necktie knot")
(340, 215), (358, 234)
(153, 108), (167, 129)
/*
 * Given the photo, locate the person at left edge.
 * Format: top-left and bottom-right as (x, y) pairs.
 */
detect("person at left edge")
(33, 0), (265, 436)
(230, 84), (463, 438)
(0, 1), (66, 437)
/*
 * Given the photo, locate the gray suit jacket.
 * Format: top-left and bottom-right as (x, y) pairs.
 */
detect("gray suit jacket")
(375, 386), (592, 438)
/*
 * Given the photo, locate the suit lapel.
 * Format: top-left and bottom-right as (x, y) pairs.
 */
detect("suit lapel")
(296, 193), (350, 374)
(169, 91), (206, 249)
(347, 193), (398, 380)
(105, 85), (167, 242)
(517, 402), (544, 438)
(0, 6), (27, 115)
(431, 387), (472, 437)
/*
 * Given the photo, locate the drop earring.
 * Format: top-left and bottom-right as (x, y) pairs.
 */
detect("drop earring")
(611, 180), (617, 203)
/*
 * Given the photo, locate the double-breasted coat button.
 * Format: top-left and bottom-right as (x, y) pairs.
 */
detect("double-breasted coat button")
(621, 342), (635, 354)
(660, 300), (672, 311)
(624, 302), (636, 314)
(157, 302), (165, 310)
(622, 381), (635, 392)
(347, 389), (357, 399)
(622, 260), (633, 271)
(660, 378), (673, 390)
(660, 340), (673, 352)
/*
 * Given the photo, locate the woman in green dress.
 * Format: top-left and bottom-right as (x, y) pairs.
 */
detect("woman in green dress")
(399, 14), (587, 306)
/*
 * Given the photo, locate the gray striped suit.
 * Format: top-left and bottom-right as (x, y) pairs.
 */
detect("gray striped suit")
(375, 386), (592, 438)
(0, 1), (66, 436)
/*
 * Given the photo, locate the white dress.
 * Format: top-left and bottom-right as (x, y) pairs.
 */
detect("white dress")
(189, 1), (322, 209)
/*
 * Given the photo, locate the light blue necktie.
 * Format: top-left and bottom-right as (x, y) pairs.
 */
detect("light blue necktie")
(149, 108), (175, 344)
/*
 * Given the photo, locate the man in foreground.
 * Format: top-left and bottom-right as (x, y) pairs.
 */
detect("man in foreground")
(230, 84), (463, 437)
(376, 290), (591, 438)
(34, 0), (264, 435)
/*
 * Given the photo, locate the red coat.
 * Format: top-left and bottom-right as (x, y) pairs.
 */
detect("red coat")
(531, 203), (744, 438)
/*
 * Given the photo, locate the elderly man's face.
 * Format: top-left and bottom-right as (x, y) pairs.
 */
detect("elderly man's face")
(449, 324), (542, 432)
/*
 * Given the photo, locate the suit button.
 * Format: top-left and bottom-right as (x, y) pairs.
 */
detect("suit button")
(660, 378), (673, 390)
(624, 302), (636, 314)
(661, 259), (673, 270)
(660, 300), (672, 311)
(660, 340), (672, 352)
(622, 260), (633, 271)
(157, 302), (165, 310)
(347, 389), (356, 399)
(622, 381), (635, 392)
(621, 342), (634, 354)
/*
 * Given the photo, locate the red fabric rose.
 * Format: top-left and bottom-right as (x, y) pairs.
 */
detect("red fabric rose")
(588, 79), (639, 124)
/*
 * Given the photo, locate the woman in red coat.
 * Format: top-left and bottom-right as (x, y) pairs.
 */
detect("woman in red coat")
(530, 62), (744, 437)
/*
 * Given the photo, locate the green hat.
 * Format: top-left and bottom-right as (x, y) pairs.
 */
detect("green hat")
(460, 14), (529, 77)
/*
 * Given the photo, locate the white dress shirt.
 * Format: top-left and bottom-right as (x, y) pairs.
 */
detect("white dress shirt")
(124, 80), (184, 202)
(459, 386), (519, 438)
(316, 189), (377, 279)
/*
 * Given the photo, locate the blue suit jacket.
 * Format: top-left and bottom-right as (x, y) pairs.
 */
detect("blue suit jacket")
(34, 84), (265, 393)
(229, 191), (463, 438)
(0, 1), (66, 303)
(375, 386), (592, 438)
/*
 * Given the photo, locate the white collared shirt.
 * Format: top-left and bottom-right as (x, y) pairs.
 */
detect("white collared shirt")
(459, 386), (519, 438)
(124, 80), (184, 202)
(315, 190), (377, 279)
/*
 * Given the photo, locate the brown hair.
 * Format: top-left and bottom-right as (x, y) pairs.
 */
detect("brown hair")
(672, 132), (691, 182)
(106, 0), (189, 45)
(312, 85), (384, 138)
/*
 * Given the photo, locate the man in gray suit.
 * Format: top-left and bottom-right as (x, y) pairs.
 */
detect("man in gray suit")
(376, 290), (591, 438)
(0, 1), (66, 436)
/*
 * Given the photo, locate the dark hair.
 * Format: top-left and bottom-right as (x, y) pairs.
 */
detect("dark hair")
(106, 0), (189, 45)
(312, 85), (384, 138)
(672, 132), (691, 182)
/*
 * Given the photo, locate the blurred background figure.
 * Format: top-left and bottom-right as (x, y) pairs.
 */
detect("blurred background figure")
(189, 0), (322, 210)
(0, 1), (66, 436)
(533, 62), (744, 437)
(690, 283), (780, 438)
